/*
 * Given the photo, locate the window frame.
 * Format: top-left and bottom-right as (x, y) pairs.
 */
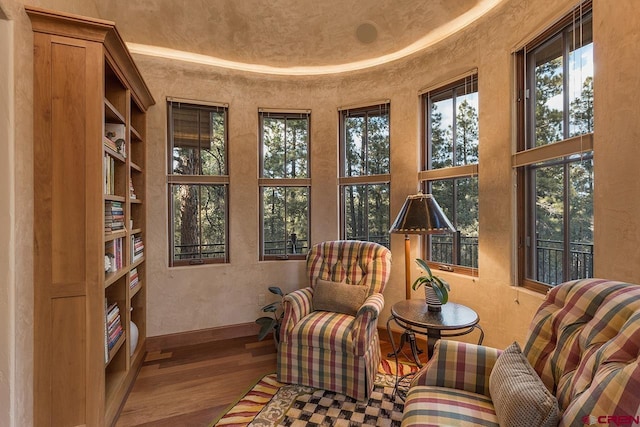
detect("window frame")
(419, 74), (479, 275)
(514, 1), (594, 292)
(338, 102), (391, 247)
(258, 109), (311, 261)
(167, 98), (230, 267)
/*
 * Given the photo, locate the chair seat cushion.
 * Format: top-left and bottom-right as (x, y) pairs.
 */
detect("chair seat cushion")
(402, 386), (499, 427)
(289, 310), (355, 352)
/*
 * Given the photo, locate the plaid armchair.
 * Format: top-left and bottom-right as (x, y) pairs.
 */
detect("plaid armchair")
(276, 240), (391, 400)
(402, 278), (640, 426)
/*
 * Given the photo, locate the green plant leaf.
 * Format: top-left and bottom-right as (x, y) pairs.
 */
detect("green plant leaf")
(411, 276), (431, 290)
(415, 258), (433, 279)
(256, 317), (276, 341)
(268, 286), (284, 296)
(262, 302), (279, 312)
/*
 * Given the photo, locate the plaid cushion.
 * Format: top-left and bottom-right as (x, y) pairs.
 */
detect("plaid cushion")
(524, 278), (640, 425)
(411, 340), (501, 397)
(402, 386), (499, 427)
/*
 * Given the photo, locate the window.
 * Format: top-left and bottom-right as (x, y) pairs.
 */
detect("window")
(167, 99), (229, 266)
(339, 103), (390, 246)
(515, 1), (593, 290)
(259, 110), (310, 260)
(420, 74), (479, 272)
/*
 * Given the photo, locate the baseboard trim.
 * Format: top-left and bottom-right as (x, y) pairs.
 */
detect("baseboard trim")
(146, 322), (260, 352)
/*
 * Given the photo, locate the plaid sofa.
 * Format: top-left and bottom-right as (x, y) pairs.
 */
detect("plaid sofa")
(402, 278), (640, 426)
(277, 240), (391, 401)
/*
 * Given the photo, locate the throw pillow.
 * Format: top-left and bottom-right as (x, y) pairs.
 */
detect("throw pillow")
(313, 279), (367, 316)
(489, 341), (559, 427)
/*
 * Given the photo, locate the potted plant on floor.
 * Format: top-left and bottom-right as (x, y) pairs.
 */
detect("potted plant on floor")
(411, 258), (451, 312)
(255, 286), (284, 344)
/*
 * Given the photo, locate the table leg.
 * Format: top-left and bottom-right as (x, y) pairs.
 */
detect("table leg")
(387, 330), (424, 361)
(426, 328), (442, 358)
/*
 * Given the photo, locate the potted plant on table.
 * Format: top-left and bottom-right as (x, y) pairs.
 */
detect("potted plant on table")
(412, 258), (451, 312)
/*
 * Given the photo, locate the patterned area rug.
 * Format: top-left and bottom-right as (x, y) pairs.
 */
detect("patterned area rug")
(212, 360), (417, 427)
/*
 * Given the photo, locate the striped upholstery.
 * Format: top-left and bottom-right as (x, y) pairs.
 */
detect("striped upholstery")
(410, 340), (501, 397)
(277, 240), (391, 400)
(402, 279), (640, 427)
(402, 386), (499, 427)
(524, 278), (640, 426)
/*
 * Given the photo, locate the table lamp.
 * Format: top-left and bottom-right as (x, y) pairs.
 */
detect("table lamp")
(389, 192), (456, 299)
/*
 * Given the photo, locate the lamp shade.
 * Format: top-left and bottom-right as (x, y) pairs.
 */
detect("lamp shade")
(389, 193), (455, 234)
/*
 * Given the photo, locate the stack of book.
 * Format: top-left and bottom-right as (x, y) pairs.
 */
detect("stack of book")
(131, 235), (144, 262)
(105, 123), (126, 158)
(103, 136), (119, 153)
(104, 201), (125, 233)
(105, 301), (123, 358)
(129, 267), (139, 289)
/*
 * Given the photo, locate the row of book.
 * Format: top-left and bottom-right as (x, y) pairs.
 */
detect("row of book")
(130, 267), (139, 289)
(132, 235), (144, 263)
(105, 238), (124, 273)
(103, 154), (117, 195)
(105, 201), (125, 233)
(104, 300), (124, 362)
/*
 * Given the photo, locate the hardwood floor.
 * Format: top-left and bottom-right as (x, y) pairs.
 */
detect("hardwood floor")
(115, 332), (423, 426)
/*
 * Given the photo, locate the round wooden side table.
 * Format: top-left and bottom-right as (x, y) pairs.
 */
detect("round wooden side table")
(386, 299), (484, 368)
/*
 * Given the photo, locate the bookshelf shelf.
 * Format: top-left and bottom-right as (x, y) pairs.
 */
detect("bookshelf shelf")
(30, 6), (154, 427)
(106, 334), (126, 367)
(104, 98), (125, 124)
(131, 126), (142, 142)
(130, 161), (142, 172)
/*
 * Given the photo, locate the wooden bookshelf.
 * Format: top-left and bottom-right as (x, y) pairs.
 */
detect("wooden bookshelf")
(29, 6), (155, 427)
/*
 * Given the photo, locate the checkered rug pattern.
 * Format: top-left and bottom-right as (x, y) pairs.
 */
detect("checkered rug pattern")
(280, 382), (404, 427)
(212, 360), (417, 427)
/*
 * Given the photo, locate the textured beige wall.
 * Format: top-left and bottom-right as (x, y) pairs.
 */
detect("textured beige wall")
(4, 0), (640, 425)
(136, 0), (595, 345)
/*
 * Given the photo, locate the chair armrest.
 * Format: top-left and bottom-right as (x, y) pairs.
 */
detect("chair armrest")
(279, 287), (313, 342)
(410, 340), (502, 397)
(352, 293), (384, 355)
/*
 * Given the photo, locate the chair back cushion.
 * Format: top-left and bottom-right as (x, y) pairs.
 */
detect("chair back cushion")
(523, 278), (640, 424)
(306, 240), (391, 295)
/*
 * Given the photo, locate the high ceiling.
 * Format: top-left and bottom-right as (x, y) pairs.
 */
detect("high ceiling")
(96, 0), (503, 75)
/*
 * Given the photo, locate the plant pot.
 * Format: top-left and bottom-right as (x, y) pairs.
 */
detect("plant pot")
(424, 286), (443, 312)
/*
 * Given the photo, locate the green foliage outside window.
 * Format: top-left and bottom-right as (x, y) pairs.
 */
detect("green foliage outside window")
(525, 14), (594, 285)
(169, 102), (228, 265)
(260, 113), (310, 257)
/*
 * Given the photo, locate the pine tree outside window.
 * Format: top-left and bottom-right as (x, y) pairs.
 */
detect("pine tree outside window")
(515, 2), (594, 291)
(167, 99), (229, 266)
(339, 103), (390, 247)
(259, 110), (310, 260)
(420, 74), (479, 273)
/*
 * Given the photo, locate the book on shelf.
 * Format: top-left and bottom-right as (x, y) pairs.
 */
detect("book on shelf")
(103, 154), (116, 195)
(129, 177), (136, 199)
(104, 200), (125, 233)
(105, 300), (124, 360)
(105, 123), (126, 158)
(131, 235), (144, 263)
(103, 136), (118, 152)
(105, 237), (124, 273)
(130, 267), (139, 289)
